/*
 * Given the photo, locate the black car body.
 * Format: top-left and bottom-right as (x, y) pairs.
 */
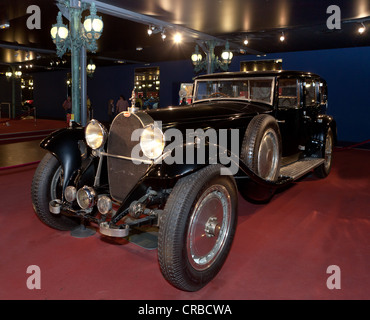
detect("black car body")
(32, 70), (337, 291)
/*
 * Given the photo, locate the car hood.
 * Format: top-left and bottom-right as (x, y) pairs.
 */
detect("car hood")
(146, 100), (272, 129)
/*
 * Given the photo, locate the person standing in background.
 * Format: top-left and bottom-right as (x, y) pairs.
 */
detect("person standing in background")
(63, 96), (72, 115)
(108, 99), (115, 122)
(116, 95), (129, 113)
(87, 95), (92, 120)
(62, 96), (72, 124)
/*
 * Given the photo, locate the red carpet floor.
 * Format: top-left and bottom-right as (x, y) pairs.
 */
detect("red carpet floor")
(0, 149), (369, 300)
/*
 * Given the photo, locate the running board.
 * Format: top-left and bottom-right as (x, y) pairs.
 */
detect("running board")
(279, 158), (325, 180)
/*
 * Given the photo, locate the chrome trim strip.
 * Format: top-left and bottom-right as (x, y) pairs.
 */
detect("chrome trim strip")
(100, 151), (153, 165)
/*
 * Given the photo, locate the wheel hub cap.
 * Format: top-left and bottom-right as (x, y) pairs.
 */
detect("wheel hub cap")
(187, 185), (231, 271)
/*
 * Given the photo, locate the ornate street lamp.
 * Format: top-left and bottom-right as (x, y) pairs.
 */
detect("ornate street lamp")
(83, 3), (104, 43)
(5, 71), (13, 79)
(191, 45), (203, 67)
(51, 2), (103, 57)
(5, 69), (22, 80)
(191, 40), (234, 74)
(50, 1), (103, 124)
(87, 60), (96, 78)
(50, 12), (69, 53)
(221, 41), (233, 65)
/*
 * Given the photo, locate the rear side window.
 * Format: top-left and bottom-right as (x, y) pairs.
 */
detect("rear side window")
(278, 79), (298, 108)
(304, 80), (317, 107)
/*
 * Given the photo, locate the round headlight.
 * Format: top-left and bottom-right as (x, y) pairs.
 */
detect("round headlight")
(140, 125), (165, 159)
(97, 195), (112, 215)
(85, 119), (107, 150)
(76, 186), (96, 209)
(64, 186), (77, 203)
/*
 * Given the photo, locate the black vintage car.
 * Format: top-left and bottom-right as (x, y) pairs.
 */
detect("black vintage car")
(31, 70), (336, 291)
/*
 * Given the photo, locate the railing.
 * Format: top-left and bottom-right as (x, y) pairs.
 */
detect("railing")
(0, 103), (37, 124)
(0, 102), (11, 119)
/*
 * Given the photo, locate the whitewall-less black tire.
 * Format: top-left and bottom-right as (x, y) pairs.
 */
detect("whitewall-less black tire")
(158, 164), (238, 291)
(314, 127), (334, 178)
(241, 114), (282, 181)
(31, 152), (79, 230)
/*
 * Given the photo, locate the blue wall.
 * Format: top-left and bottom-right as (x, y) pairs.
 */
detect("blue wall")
(33, 46), (370, 143)
(230, 47), (370, 143)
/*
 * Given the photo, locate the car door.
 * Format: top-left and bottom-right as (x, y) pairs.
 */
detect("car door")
(275, 77), (305, 157)
(302, 78), (320, 146)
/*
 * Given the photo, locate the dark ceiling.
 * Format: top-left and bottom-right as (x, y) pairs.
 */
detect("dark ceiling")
(0, 0), (370, 74)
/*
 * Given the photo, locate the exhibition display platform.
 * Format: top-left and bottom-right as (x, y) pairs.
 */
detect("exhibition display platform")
(0, 118), (66, 145)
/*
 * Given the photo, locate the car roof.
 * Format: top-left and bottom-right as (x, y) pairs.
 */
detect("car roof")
(194, 70), (324, 81)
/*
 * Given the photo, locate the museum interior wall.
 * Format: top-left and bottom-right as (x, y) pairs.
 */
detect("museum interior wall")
(32, 45), (370, 143)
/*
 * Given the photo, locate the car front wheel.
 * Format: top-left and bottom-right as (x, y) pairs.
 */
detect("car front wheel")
(158, 164), (238, 291)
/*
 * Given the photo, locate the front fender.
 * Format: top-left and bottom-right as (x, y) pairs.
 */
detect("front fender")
(40, 126), (85, 190)
(146, 140), (292, 189)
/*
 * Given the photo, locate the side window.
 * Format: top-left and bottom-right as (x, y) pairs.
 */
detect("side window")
(319, 82), (327, 105)
(278, 79), (298, 108)
(304, 80), (316, 107)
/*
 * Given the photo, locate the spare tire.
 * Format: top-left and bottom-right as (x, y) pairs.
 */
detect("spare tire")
(241, 114), (282, 181)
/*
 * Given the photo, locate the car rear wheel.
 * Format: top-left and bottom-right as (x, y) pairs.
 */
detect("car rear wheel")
(158, 164), (238, 291)
(314, 127), (334, 178)
(31, 152), (79, 230)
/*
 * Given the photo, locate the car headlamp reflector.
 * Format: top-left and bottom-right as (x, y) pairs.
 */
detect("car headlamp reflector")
(140, 125), (165, 159)
(85, 119), (107, 149)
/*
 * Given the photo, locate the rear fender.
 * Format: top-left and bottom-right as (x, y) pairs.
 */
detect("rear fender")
(40, 126), (85, 191)
(309, 115), (337, 155)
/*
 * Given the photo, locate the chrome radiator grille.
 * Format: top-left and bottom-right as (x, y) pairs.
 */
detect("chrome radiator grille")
(107, 112), (151, 202)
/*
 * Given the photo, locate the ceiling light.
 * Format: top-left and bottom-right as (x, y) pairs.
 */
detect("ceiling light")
(279, 32), (285, 42)
(136, 46), (143, 51)
(243, 37), (249, 45)
(358, 23), (366, 34)
(161, 32), (166, 40)
(174, 33), (182, 44)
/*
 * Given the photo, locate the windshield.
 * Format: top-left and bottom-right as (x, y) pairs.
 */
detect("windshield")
(193, 77), (274, 105)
